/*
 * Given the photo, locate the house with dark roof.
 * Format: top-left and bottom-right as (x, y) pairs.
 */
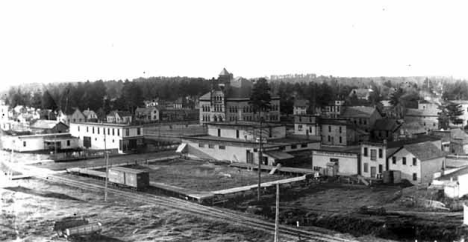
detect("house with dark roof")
(199, 69), (280, 124)
(82, 108), (98, 122)
(57, 108), (85, 125)
(293, 99), (309, 115)
(340, 106), (382, 132)
(371, 118), (402, 142)
(360, 136), (442, 180)
(448, 100), (468, 127)
(403, 108), (439, 135)
(349, 88), (373, 101)
(388, 141), (445, 184)
(135, 107), (160, 122)
(432, 128), (468, 154)
(321, 100), (345, 118)
(107, 110), (132, 124)
(320, 118), (367, 146)
(30, 120), (69, 134)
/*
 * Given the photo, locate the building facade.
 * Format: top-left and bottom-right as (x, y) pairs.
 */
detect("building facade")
(69, 122), (144, 153)
(340, 106), (382, 132)
(181, 121), (320, 165)
(388, 142), (445, 184)
(320, 119), (364, 146)
(199, 69), (280, 124)
(294, 114), (320, 137)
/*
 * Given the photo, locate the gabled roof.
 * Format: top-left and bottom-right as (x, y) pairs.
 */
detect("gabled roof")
(341, 106), (377, 118)
(402, 141), (445, 162)
(219, 68), (230, 76)
(373, 119), (401, 131)
(82, 109), (96, 116)
(117, 111), (132, 117)
(294, 99), (309, 107)
(31, 120), (67, 129)
(136, 107), (158, 114)
(349, 88), (372, 98)
(405, 108), (439, 117)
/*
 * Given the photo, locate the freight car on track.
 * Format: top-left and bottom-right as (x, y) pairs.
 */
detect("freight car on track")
(108, 166), (150, 190)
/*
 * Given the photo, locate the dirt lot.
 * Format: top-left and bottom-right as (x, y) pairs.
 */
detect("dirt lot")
(227, 181), (468, 242)
(1, 178), (274, 242)
(139, 159), (287, 192)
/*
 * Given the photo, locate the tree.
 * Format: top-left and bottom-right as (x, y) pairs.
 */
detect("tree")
(389, 88), (405, 118)
(41, 90), (58, 111)
(446, 102), (464, 127)
(250, 78), (272, 119)
(438, 106), (450, 130)
(31, 91), (42, 109)
(249, 78), (272, 202)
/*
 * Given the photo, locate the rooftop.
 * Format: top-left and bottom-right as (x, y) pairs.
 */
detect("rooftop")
(207, 121), (284, 129)
(294, 99), (309, 107)
(403, 141), (445, 161)
(373, 119), (402, 131)
(405, 108), (439, 117)
(31, 120), (67, 129)
(341, 106), (377, 118)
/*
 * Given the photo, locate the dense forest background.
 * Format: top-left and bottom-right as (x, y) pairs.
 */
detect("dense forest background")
(2, 74), (468, 116)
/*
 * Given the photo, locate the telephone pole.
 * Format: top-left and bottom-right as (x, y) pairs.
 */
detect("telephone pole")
(274, 183), (280, 242)
(104, 129), (109, 201)
(257, 118), (263, 201)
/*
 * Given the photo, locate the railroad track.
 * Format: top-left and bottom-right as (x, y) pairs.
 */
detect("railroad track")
(44, 174), (358, 242)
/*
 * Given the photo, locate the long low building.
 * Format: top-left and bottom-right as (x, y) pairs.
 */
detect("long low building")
(312, 148), (360, 176)
(179, 121), (320, 166)
(1, 133), (79, 152)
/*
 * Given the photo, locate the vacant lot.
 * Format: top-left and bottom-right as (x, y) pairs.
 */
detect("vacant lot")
(1, 178), (273, 242)
(140, 159), (287, 192)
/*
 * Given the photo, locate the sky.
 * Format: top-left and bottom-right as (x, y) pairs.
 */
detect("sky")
(1, 0), (468, 88)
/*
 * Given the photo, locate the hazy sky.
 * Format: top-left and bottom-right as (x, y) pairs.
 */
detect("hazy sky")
(1, 0), (468, 87)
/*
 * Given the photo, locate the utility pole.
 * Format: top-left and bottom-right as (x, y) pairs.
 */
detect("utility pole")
(257, 117), (263, 201)
(104, 129), (109, 201)
(274, 183), (280, 242)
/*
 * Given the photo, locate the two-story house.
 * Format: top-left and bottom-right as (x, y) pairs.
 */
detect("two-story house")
(135, 107), (160, 122)
(82, 108), (99, 122)
(320, 118), (367, 146)
(340, 106), (382, 132)
(293, 99), (309, 115)
(294, 114), (320, 137)
(371, 119), (402, 142)
(107, 111), (133, 124)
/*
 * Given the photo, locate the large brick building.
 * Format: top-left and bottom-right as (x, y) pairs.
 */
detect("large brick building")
(199, 69), (280, 124)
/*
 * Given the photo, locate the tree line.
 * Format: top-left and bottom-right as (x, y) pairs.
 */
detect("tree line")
(3, 75), (468, 120)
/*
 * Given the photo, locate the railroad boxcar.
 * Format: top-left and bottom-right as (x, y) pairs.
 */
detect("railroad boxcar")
(108, 167), (150, 190)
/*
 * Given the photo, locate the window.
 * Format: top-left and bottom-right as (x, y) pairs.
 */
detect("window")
(364, 163), (368, 173)
(413, 173), (417, 181)
(403, 157), (406, 165)
(209, 144), (214, 149)
(339, 136), (342, 143)
(218, 129), (221, 137)
(328, 126), (331, 132)
(236, 130), (239, 139)
(112, 128), (115, 136)
(330, 158), (339, 163)
(67, 140), (70, 146)
(363, 147), (368, 157)
(279, 146), (285, 151)
(328, 136), (331, 142)
(198, 143), (205, 148)
(219, 145), (226, 150)
(78, 126), (80, 132)
(339, 127), (342, 133)
(298, 124), (303, 131)
(97, 127), (100, 134)
(301, 143), (307, 148)
(370, 149), (377, 161)
(392, 157), (396, 164)
(86, 126), (89, 132)
(413, 158), (417, 166)
(125, 128), (129, 136)
(117, 129), (120, 136)
(137, 128), (141, 135)
(23, 141), (26, 147)
(378, 149), (383, 158)
(92, 127), (94, 134)
(291, 145), (297, 149)
(108, 128), (110, 135)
